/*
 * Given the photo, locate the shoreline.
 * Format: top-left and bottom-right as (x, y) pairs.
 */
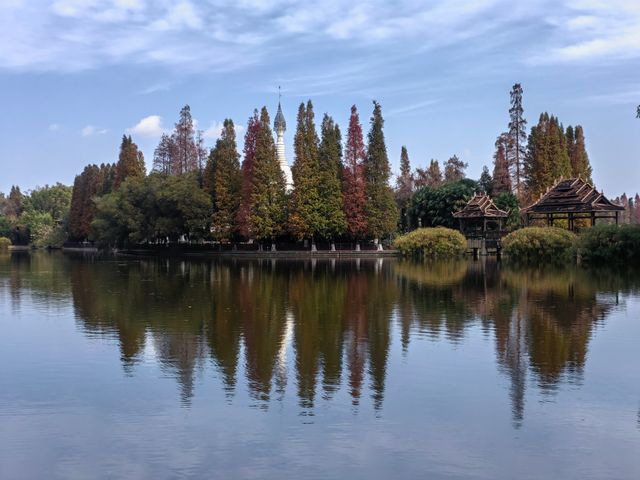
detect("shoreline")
(116, 248), (400, 259)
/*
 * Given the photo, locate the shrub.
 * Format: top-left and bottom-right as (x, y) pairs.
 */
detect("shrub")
(577, 224), (640, 265)
(502, 227), (576, 263)
(394, 227), (467, 258)
(0, 237), (11, 250)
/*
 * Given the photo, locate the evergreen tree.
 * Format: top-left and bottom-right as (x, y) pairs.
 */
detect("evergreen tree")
(289, 101), (323, 246)
(479, 166), (493, 195)
(566, 125), (593, 182)
(395, 146), (413, 232)
(69, 163), (115, 240)
(342, 105), (368, 244)
(237, 110), (260, 239)
(636, 194), (640, 224)
(443, 155), (467, 183)
(524, 113), (571, 197)
(415, 159), (442, 188)
(492, 133), (512, 195)
(152, 133), (174, 174)
(364, 101), (398, 244)
(171, 105), (198, 174)
(114, 135), (145, 189)
(508, 83), (527, 197)
(196, 129), (207, 175)
(395, 146), (413, 204)
(317, 114), (347, 244)
(203, 148), (216, 199)
(249, 107), (287, 247)
(211, 119), (241, 241)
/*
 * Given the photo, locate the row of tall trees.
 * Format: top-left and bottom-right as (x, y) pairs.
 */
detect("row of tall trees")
(69, 101), (397, 247)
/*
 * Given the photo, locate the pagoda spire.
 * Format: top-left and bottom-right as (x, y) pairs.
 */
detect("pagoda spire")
(273, 86), (292, 190)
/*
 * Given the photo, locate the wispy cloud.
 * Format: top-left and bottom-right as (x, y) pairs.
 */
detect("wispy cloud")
(3, 0), (637, 77)
(48, 123), (61, 131)
(81, 125), (108, 136)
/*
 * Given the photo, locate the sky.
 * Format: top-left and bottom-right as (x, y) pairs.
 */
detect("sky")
(1, 0), (639, 196)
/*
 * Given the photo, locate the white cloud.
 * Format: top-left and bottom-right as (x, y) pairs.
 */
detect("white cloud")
(201, 121), (244, 141)
(81, 125), (108, 136)
(127, 115), (165, 138)
(48, 123), (61, 131)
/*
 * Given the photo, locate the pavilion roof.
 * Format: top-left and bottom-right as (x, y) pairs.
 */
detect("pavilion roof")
(522, 177), (624, 214)
(453, 194), (509, 219)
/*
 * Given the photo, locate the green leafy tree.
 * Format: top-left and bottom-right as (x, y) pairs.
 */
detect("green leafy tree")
(317, 114), (347, 243)
(250, 107), (287, 246)
(566, 125), (593, 182)
(289, 101), (323, 245)
(524, 113), (571, 198)
(69, 163), (115, 241)
(211, 119), (241, 242)
(237, 110), (260, 239)
(364, 101), (398, 243)
(493, 192), (520, 231)
(23, 183), (72, 221)
(408, 179), (478, 229)
(114, 135), (146, 189)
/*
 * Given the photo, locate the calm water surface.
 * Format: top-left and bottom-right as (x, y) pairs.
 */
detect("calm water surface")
(1, 252), (639, 479)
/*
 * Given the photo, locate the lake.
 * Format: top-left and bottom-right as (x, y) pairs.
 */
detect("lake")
(1, 252), (639, 479)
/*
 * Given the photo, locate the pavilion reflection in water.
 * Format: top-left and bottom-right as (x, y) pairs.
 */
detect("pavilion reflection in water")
(1, 252), (635, 424)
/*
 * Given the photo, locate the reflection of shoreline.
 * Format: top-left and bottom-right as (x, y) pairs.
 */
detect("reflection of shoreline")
(2, 252), (637, 424)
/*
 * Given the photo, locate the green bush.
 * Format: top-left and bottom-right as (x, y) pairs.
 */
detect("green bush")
(502, 227), (576, 263)
(577, 224), (640, 265)
(0, 237), (11, 250)
(394, 227), (467, 258)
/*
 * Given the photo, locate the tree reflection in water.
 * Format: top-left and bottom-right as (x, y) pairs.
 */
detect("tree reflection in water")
(1, 252), (637, 423)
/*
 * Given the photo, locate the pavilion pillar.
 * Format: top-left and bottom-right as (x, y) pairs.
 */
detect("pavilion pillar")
(591, 212), (596, 227)
(568, 213), (574, 232)
(615, 211), (619, 226)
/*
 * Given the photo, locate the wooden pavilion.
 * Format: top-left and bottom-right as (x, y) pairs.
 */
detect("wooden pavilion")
(521, 177), (624, 231)
(453, 194), (509, 238)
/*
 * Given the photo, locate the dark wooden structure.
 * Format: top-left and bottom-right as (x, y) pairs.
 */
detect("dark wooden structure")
(453, 194), (508, 238)
(521, 177), (624, 231)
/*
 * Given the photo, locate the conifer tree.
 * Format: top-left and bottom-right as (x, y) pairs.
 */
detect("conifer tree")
(249, 107), (287, 248)
(237, 110), (260, 239)
(492, 133), (512, 195)
(152, 133), (174, 174)
(210, 119), (241, 241)
(364, 101), (398, 246)
(203, 148), (216, 199)
(395, 146), (413, 203)
(479, 166), (493, 195)
(171, 105), (198, 174)
(289, 101), (323, 247)
(566, 125), (593, 182)
(114, 135), (145, 189)
(395, 146), (413, 232)
(524, 113), (571, 197)
(317, 114), (347, 246)
(508, 83), (527, 197)
(443, 155), (467, 183)
(415, 160), (442, 188)
(342, 105), (368, 246)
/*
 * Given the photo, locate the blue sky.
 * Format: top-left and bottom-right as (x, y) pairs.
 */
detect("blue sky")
(1, 0), (639, 196)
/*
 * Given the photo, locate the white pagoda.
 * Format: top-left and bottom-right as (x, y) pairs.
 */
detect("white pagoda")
(273, 96), (293, 190)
